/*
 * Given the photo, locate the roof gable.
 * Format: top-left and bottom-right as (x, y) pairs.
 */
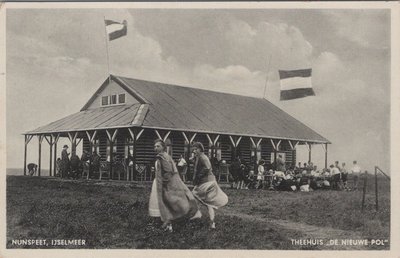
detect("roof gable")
(80, 76), (148, 111)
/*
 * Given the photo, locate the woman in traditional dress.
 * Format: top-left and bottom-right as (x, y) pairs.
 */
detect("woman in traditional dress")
(190, 142), (228, 229)
(148, 139), (198, 232)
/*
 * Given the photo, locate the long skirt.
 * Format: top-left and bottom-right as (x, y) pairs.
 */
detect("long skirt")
(192, 181), (228, 209)
(149, 174), (198, 222)
(149, 179), (161, 217)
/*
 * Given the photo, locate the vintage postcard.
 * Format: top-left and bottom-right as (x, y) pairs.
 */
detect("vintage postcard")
(1, 2), (399, 258)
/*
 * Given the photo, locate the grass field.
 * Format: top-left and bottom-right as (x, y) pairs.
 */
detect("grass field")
(6, 175), (390, 250)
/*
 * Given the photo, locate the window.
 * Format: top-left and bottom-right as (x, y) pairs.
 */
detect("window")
(106, 143), (117, 162)
(102, 93), (125, 106)
(111, 95), (117, 105)
(270, 152), (285, 163)
(92, 139), (100, 154)
(251, 144), (262, 163)
(165, 138), (172, 156)
(125, 138), (134, 159)
(183, 141), (190, 160)
(102, 96), (109, 106)
(118, 94), (125, 104)
(215, 142), (222, 161)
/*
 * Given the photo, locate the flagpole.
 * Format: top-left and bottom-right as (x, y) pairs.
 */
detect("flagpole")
(103, 16), (111, 83)
(263, 54), (272, 99)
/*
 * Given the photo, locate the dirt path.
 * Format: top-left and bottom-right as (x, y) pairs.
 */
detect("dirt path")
(221, 206), (367, 250)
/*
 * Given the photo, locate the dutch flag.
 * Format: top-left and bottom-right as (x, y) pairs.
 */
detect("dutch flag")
(105, 19), (127, 41)
(279, 68), (315, 101)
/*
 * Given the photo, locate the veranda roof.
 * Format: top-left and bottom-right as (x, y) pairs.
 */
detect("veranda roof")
(26, 104), (146, 134)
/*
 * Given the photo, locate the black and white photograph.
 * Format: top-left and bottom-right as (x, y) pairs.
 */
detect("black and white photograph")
(1, 2), (399, 256)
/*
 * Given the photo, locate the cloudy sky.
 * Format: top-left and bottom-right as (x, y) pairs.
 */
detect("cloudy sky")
(6, 7), (391, 172)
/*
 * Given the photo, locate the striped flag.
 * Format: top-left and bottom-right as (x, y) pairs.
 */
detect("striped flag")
(279, 69), (315, 101)
(105, 19), (127, 41)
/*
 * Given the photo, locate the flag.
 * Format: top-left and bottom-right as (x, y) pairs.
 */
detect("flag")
(105, 19), (127, 41)
(279, 68), (315, 101)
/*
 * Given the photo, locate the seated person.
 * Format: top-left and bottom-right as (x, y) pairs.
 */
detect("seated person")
(285, 173), (294, 180)
(298, 173), (310, 189)
(90, 152), (101, 176)
(27, 163), (38, 176)
(321, 168), (331, 179)
(309, 177), (319, 190)
(300, 184), (311, 192)
(242, 166), (253, 189)
(264, 169), (274, 189)
(277, 177), (296, 191)
(274, 176), (284, 189)
(274, 170), (285, 179)
(70, 153), (82, 179)
(81, 150), (91, 163)
(310, 166), (318, 177)
(55, 158), (61, 177)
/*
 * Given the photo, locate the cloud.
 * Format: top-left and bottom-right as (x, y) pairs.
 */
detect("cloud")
(224, 18), (313, 71)
(194, 64), (261, 81)
(105, 15), (267, 97)
(322, 10), (390, 49)
(192, 64), (264, 96)
(7, 27), (99, 82)
(312, 51), (346, 94)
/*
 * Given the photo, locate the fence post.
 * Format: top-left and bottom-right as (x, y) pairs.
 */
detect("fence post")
(375, 167), (379, 211)
(361, 171), (368, 211)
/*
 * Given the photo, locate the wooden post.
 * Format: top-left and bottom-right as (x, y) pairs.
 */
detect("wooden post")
(361, 171), (368, 211)
(106, 129), (117, 180)
(38, 135), (42, 176)
(182, 131), (196, 180)
(86, 130), (97, 179)
(308, 143), (312, 163)
(255, 140), (259, 174)
(270, 139), (276, 169)
(132, 131), (137, 181)
(24, 135), (28, 176)
(324, 143), (328, 170)
(72, 138), (77, 156)
(288, 140), (298, 170)
(186, 139), (191, 180)
(109, 138), (113, 180)
(49, 135), (53, 177)
(291, 148), (295, 168)
(88, 140), (92, 179)
(68, 132), (78, 155)
(53, 138), (57, 176)
(229, 136), (237, 162)
(375, 167), (379, 211)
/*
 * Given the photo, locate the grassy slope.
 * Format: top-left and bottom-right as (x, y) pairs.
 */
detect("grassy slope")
(6, 176), (390, 249)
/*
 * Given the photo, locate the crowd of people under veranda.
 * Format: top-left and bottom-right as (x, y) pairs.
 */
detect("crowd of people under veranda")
(26, 142), (364, 193)
(227, 156), (363, 192)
